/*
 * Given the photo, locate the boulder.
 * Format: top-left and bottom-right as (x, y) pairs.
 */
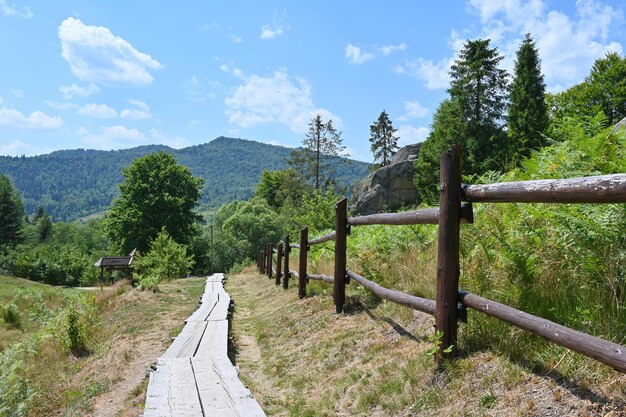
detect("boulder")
(349, 144), (421, 215)
(612, 116), (626, 133)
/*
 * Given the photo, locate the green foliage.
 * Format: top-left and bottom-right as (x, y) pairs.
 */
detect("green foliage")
(135, 228), (194, 288)
(287, 115), (347, 190)
(508, 33), (549, 164)
(1, 303), (21, 329)
(369, 110), (399, 167)
(52, 294), (98, 355)
(294, 189), (341, 234)
(0, 175), (23, 246)
(0, 344), (34, 417)
(585, 51), (626, 124)
(107, 152), (203, 253)
(255, 168), (311, 210)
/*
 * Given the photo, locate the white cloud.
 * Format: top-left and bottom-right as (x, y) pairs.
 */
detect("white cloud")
(380, 43), (407, 56)
(149, 129), (189, 149)
(397, 100), (430, 121)
(260, 24), (283, 39)
(120, 99), (151, 120)
(0, 107), (64, 129)
(399, 1), (623, 91)
(78, 103), (118, 118)
(59, 83), (99, 99)
(183, 76), (216, 102)
(45, 100), (79, 111)
(345, 44), (374, 64)
(77, 125), (146, 150)
(397, 124), (429, 147)
(0, 0), (33, 18)
(0, 140), (52, 157)
(58, 17), (163, 85)
(225, 68), (341, 134)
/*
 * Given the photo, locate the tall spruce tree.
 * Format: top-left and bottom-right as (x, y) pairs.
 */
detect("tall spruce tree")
(0, 174), (24, 245)
(287, 114), (346, 190)
(448, 38), (509, 173)
(369, 110), (399, 167)
(508, 33), (548, 163)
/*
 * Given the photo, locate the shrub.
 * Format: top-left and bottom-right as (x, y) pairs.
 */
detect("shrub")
(0, 344), (34, 417)
(1, 303), (21, 329)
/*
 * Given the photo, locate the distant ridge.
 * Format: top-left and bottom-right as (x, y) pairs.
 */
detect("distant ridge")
(0, 137), (370, 221)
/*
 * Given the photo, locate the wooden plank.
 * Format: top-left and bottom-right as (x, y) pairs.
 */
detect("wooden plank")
(144, 358), (203, 417)
(162, 320), (208, 359)
(206, 284), (231, 321)
(195, 320), (229, 360)
(193, 357), (266, 417)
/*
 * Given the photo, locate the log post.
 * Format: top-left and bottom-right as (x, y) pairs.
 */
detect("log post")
(435, 145), (462, 363)
(298, 227), (308, 299)
(283, 235), (290, 289)
(264, 244), (269, 275)
(334, 198), (348, 313)
(268, 243), (273, 279)
(276, 243), (283, 286)
(260, 248), (265, 275)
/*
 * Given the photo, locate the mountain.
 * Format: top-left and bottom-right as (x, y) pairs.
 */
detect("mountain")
(0, 137), (371, 221)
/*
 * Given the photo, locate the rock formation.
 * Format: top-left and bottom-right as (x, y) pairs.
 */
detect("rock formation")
(349, 143), (421, 215)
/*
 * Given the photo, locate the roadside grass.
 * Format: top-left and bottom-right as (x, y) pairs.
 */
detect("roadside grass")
(229, 268), (626, 416)
(0, 275), (206, 417)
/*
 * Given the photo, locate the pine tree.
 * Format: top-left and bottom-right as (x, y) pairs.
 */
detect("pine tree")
(369, 110), (399, 167)
(508, 33), (548, 163)
(287, 114), (346, 190)
(0, 175), (23, 245)
(448, 38), (508, 173)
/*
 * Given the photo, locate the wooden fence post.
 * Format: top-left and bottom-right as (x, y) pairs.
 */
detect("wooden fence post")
(276, 243), (283, 286)
(334, 198), (348, 313)
(298, 227), (308, 299)
(435, 145), (462, 363)
(283, 235), (290, 289)
(264, 244), (269, 275)
(268, 243), (273, 279)
(260, 248), (265, 275)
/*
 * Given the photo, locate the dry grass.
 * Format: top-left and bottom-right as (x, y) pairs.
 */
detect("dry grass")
(229, 267), (626, 416)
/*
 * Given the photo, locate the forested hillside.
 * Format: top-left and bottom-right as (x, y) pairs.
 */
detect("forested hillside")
(0, 137), (370, 221)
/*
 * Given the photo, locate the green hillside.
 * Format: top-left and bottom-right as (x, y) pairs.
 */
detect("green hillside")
(0, 137), (370, 221)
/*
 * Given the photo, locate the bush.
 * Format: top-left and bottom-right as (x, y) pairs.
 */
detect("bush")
(135, 228), (194, 289)
(1, 303), (21, 329)
(52, 295), (98, 356)
(0, 344), (34, 417)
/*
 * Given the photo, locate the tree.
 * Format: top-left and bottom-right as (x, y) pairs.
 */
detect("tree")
(0, 175), (23, 245)
(369, 110), (399, 167)
(255, 168), (311, 210)
(508, 34), (549, 163)
(287, 114), (346, 190)
(414, 99), (465, 204)
(585, 51), (626, 125)
(106, 152), (203, 253)
(448, 38), (509, 173)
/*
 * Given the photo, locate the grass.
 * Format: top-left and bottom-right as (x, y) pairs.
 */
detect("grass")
(229, 267), (626, 416)
(0, 275), (206, 417)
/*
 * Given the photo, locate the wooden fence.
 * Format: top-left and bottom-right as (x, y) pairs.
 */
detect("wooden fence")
(256, 145), (626, 372)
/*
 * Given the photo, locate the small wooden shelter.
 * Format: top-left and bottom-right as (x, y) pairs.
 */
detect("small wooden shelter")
(93, 249), (136, 283)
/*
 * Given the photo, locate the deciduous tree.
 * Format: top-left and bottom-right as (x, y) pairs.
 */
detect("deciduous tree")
(106, 152), (203, 253)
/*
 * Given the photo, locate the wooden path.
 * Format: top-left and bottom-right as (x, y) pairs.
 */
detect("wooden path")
(144, 274), (266, 417)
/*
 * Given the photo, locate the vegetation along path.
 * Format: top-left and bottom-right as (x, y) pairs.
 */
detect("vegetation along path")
(228, 267), (626, 417)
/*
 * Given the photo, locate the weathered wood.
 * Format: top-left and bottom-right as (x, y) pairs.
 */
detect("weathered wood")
(298, 227), (308, 299)
(162, 320), (208, 359)
(283, 235), (290, 289)
(144, 358), (203, 417)
(347, 270), (436, 315)
(436, 145), (462, 362)
(290, 270), (299, 279)
(460, 292), (626, 373)
(309, 231), (336, 245)
(275, 243), (283, 286)
(193, 357), (266, 417)
(348, 208), (439, 226)
(307, 273), (334, 284)
(290, 243), (300, 249)
(462, 173), (626, 203)
(195, 320), (229, 360)
(334, 198), (348, 313)
(267, 243), (274, 279)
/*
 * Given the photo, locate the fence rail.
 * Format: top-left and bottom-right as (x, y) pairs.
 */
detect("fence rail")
(256, 144), (626, 372)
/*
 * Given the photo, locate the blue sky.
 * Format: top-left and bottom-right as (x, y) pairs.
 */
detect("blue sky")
(0, 1), (623, 162)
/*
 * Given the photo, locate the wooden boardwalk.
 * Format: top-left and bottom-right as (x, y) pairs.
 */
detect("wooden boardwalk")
(144, 274), (266, 417)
